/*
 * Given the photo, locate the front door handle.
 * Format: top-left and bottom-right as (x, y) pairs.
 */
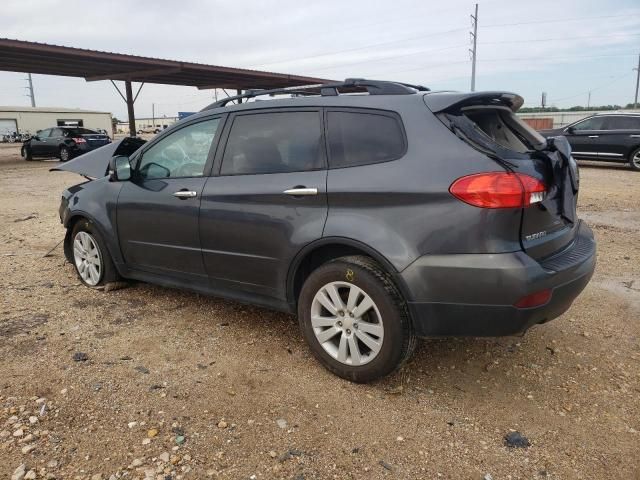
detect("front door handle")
(588, 135), (599, 138)
(630, 134), (640, 138)
(283, 187), (318, 196)
(173, 190), (197, 199)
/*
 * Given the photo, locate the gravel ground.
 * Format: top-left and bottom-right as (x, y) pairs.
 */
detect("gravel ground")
(1, 143), (638, 480)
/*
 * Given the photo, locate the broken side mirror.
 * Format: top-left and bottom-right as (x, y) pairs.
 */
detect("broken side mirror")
(109, 155), (131, 181)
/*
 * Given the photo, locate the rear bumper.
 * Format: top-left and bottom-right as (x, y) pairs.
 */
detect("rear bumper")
(70, 142), (110, 155)
(400, 221), (596, 337)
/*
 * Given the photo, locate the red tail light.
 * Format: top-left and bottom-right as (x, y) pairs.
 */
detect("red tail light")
(514, 289), (552, 308)
(449, 172), (546, 209)
(72, 137), (86, 143)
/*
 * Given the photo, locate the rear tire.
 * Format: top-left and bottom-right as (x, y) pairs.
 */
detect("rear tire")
(70, 219), (120, 288)
(59, 146), (71, 162)
(298, 255), (416, 383)
(629, 147), (640, 171)
(21, 145), (33, 161)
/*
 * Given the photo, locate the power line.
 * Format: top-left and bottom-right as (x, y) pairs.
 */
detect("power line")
(549, 72), (634, 103)
(478, 52), (638, 63)
(307, 43), (468, 73)
(248, 26), (468, 68)
(480, 32), (640, 45)
(369, 52), (636, 78)
(483, 12), (640, 28)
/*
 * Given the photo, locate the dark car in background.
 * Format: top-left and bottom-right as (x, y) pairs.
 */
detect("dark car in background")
(22, 127), (111, 162)
(55, 79), (596, 382)
(539, 113), (640, 171)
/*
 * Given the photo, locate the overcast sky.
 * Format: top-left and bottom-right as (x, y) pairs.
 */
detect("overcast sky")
(1, 0), (639, 120)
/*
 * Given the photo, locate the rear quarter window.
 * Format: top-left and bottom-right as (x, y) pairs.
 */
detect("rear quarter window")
(326, 110), (406, 168)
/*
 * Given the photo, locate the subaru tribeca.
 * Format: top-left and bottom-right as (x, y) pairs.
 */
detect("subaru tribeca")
(55, 79), (596, 382)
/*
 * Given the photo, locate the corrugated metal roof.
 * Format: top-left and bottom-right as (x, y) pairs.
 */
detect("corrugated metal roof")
(0, 38), (332, 89)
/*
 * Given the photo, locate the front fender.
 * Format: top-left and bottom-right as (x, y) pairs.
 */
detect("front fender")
(61, 177), (124, 265)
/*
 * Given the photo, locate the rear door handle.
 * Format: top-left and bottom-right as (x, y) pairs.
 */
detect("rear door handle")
(588, 135), (599, 138)
(630, 134), (640, 138)
(173, 190), (197, 199)
(283, 187), (318, 196)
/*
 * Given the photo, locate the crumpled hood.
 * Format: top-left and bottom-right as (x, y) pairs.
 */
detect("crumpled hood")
(50, 137), (146, 179)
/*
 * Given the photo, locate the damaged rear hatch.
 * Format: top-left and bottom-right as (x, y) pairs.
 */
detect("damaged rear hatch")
(425, 91), (581, 260)
(51, 137), (146, 179)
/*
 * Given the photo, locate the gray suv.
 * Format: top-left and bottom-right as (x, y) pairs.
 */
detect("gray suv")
(56, 79), (596, 382)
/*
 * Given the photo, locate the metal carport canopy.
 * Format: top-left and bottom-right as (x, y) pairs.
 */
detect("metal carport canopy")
(0, 38), (332, 135)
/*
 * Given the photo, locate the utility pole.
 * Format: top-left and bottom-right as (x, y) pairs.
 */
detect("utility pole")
(25, 73), (36, 107)
(470, 3), (478, 92)
(152, 103), (155, 127)
(587, 91), (591, 109)
(634, 52), (639, 109)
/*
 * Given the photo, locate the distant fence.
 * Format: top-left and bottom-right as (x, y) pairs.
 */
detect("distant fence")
(521, 117), (553, 130)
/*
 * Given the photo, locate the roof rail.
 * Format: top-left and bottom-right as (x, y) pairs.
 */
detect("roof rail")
(201, 78), (430, 110)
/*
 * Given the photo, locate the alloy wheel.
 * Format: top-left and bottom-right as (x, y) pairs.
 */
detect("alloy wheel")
(60, 148), (69, 161)
(310, 281), (384, 366)
(633, 151), (640, 169)
(73, 231), (102, 286)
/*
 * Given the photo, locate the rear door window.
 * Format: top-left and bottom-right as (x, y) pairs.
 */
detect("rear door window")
(606, 116), (640, 130)
(326, 110), (406, 168)
(220, 111), (324, 175)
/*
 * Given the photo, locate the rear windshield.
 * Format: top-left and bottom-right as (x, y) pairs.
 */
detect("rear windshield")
(460, 107), (545, 153)
(440, 106), (546, 159)
(63, 128), (98, 136)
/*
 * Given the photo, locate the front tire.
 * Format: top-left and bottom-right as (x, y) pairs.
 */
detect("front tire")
(629, 147), (640, 171)
(70, 220), (119, 287)
(298, 256), (416, 383)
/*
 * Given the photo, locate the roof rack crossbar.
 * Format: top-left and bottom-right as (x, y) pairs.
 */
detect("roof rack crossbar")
(201, 78), (430, 110)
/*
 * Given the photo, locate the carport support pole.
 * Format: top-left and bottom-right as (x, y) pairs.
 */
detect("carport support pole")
(125, 80), (136, 137)
(634, 53), (639, 109)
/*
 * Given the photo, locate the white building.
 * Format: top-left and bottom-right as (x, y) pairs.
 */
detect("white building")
(0, 106), (113, 136)
(116, 116), (179, 134)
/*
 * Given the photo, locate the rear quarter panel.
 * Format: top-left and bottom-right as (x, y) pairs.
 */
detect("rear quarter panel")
(323, 95), (523, 272)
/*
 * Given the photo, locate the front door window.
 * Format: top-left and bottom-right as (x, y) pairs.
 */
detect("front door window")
(137, 118), (221, 179)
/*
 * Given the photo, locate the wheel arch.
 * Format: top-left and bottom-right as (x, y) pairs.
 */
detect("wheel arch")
(286, 237), (413, 310)
(63, 212), (123, 269)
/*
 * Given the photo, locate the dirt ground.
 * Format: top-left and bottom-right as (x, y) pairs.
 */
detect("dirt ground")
(0, 142), (638, 480)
